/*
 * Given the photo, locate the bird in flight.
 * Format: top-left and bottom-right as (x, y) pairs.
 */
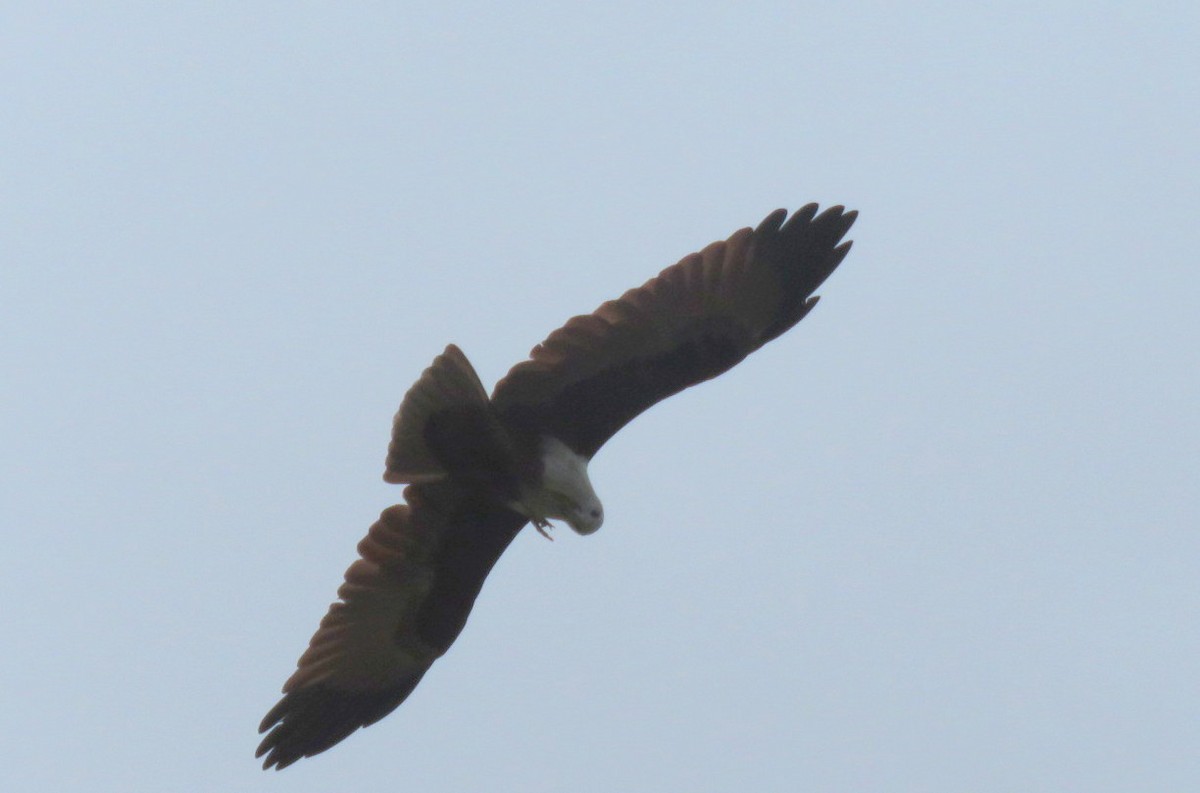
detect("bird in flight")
(257, 204), (857, 769)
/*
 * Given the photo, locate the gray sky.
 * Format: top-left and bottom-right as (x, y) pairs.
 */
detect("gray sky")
(3, 2), (1198, 791)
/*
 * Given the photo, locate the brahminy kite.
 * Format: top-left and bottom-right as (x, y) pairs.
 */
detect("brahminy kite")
(257, 204), (857, 769)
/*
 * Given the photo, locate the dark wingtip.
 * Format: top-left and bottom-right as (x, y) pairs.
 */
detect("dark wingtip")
(752, 203), (858, 344)
(773, 204), (819, 233)
(255, 677), (425, 771)
(829, 239), (854, 267)
(257, 697), (286, 736)
(756, 208), (789, 234)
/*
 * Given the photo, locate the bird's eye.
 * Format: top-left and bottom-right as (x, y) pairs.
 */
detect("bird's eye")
(589, 509), (601, 519)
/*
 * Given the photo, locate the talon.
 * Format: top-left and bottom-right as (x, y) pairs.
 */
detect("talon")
(533, 519), (554, 541)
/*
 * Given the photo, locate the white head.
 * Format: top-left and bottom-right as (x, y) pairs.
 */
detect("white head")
(535, 436), (604, 535)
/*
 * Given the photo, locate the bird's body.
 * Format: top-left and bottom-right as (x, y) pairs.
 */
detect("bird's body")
(257, 205), (857, 769)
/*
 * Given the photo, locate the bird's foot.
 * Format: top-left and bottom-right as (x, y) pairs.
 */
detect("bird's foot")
(533, 519), (555, 542)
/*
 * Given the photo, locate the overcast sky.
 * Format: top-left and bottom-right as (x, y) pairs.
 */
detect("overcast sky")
(3, 3), (1198, 791)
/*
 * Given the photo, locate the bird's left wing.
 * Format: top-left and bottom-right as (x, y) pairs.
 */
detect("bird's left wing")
(257, 484), (526, 769)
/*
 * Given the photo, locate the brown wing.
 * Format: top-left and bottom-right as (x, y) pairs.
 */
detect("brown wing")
(257, 483), (526, 770)
(491, 205), (857, 458)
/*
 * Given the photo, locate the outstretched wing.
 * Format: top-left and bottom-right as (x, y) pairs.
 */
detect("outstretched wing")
(257, 484), (526, 770)
(491, 205), (857, 458)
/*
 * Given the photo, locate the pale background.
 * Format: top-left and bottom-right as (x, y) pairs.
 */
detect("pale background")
(3, 3), (1198, 791)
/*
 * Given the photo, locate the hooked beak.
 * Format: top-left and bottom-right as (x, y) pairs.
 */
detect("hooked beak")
(566, 505), (604, 535)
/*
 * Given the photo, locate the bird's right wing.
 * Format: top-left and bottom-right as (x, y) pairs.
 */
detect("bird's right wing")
(491, 205), (857, 459)
(257, 483), (526, 770)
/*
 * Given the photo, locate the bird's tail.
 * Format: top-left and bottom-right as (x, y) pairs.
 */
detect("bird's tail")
(383, 344), (492, 484)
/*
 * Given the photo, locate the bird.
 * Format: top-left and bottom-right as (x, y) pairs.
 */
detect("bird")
(256, 204), (857, 769)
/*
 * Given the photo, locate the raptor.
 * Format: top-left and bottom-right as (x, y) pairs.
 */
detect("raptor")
(258, 205), (857, 769)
